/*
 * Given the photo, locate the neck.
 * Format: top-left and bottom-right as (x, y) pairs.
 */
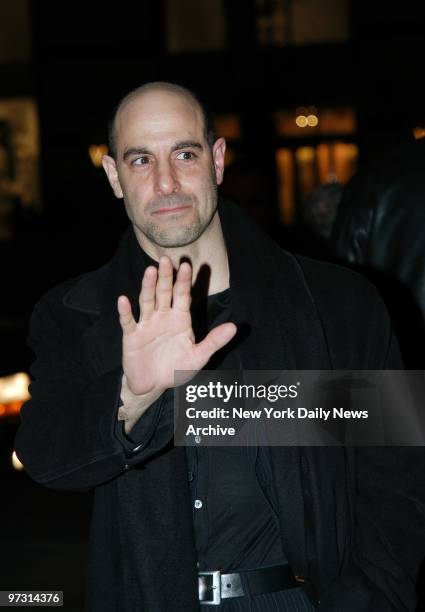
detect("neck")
(136, 212), (230, 295)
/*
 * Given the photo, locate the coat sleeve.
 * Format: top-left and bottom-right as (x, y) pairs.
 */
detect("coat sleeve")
(15, 294), (175, 492)
(318, 300), (425, 611)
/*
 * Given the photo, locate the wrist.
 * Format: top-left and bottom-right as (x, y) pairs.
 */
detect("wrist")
(119, 374), (165, 434)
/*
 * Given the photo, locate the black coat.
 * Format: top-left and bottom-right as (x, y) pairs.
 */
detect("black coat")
(16, 201), (424, 611)
(332, 139), (425, 367)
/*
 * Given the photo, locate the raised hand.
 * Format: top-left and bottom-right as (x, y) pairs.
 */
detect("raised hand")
(118, 256), (237, 400)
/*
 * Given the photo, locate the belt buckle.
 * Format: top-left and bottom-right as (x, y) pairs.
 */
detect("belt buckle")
(198, 570), (221, 605)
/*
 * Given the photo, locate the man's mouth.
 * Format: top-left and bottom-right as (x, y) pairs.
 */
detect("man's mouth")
(152, 205), (191, 215)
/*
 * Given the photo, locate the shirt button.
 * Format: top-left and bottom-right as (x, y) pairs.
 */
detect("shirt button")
(194, 499), (203, 509)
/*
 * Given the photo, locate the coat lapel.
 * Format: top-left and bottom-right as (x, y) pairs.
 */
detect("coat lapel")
(64, 228), (142, 378)
(220, 199), (331, 370)
(220, 200), (331, 577)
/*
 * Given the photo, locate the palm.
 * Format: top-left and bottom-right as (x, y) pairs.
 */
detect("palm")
(123, 308), (198, 394)
(118, 257), (236, 397)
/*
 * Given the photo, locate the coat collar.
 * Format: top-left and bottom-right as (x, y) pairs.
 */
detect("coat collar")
(218, 199), (331, 370)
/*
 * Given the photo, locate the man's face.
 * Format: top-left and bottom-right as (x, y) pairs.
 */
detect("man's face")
(102, 89), (226, 250)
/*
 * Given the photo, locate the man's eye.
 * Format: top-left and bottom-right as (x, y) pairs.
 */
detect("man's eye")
(176, 151), (196, 161)
(132, 156), (150, 166)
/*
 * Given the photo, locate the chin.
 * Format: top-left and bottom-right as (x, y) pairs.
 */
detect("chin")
(154, 231), (203, 248)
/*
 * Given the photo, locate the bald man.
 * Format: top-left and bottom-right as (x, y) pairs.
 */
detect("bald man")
(16, 82), (424, 611)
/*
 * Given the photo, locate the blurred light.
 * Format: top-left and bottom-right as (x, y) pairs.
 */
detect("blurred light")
(214, 115), (241, 141)
(11, 451), (24, 471)
(0, 372), (30, 419)
(88, 144), (108, 167)
(0, 400), (23, 417)
(327, 172), (339, 183)
(0, 372), (30, 403)
(275, 107), (355, 138)
(413, 127), (425, 140)
(224, 146), (236, 167)
(276, 148), (295, 224)
(296, 114), (319, 128)
(296, 115), (308, 128)
(295, 146), (315, 163)
(307, 114), (319, 127)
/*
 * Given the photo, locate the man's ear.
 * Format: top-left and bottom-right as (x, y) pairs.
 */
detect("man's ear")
(212, 137), (226, 186)
(102, 155), (124, 199)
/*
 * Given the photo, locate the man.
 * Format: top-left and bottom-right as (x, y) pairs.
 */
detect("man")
(332, 139), (425, 368)
(16, 82), (424, 611)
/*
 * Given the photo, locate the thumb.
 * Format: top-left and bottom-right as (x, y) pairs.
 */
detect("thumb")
(193, 322), (237, 366)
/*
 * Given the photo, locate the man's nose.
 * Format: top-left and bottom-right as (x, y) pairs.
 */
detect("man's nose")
(154, 160), (179, 195)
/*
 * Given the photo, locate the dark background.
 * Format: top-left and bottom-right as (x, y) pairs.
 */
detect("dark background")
(0, 1), (424, 609)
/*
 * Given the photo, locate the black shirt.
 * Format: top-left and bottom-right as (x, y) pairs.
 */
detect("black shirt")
(187, 288), (287, 572)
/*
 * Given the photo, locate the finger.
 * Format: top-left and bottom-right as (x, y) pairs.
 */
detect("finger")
(193, 322), (237, 367)
(172, 262), (192, 312)
(155, 256), (174, 312)
(117, 295), (137, 335)
(139, 266), (157, 321)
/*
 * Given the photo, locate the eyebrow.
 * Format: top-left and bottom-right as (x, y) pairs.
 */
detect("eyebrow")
(172, 140), (203, 152)
(122, 140), (204, 161)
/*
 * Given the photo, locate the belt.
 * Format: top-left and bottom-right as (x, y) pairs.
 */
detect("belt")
(198, 563), (299, 605)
